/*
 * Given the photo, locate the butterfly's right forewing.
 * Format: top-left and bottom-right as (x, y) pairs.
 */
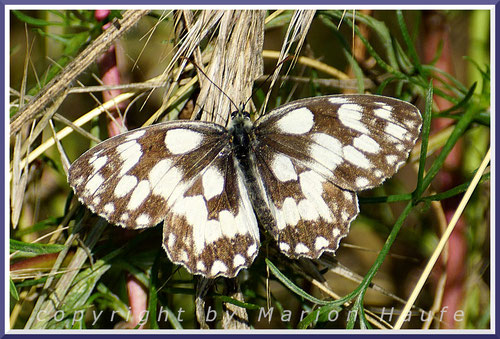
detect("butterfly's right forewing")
(68, 121), (260, 278)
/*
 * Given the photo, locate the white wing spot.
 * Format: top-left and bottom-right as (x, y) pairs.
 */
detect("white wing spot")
(114, 175), (138, 198)
(271, 153), (297, 182)
(202, 221), (222, 247)
(120, 213), (129, 222)
(84, 173), (104, 195)
(125, 130), (146, 141)
(174, 195), (209, 255)
(385, 122), (407, 140)
(341, 210), (350, 222)
(328, 97), (351, 104)
(311, 133), (343, 171)
(154, 166), (184, 202)
(180, 250), (189, 262)
(247, 243), (258, 257)
(149, 159), (173, 189)
(234, 165), (260, 240)
(276, 107), (314, 135)
(167, 233), (176, 249)
(88, 154), (98, 164)
(103, 203), (115, 214)
(165, 128), (203, 154)
(279, 242), (290, 252)
(197, 261), (206, 271)
(202, 166), (224, 201)
(92, 196), (101, 205)
(404, 119), (418, 129)
(338, 104), (369, 134)
(219, 210), (237, 239)
(355, 177), (370, 188)
(90, 155), (108, 173)
(297, 199), (320, 221)
(73, 176), (84, 186)
(374, 107), (392, 120)
(315, 236), (329, 251)
(211, 260), (228, 276)
(299, 171), (332, 221)
(127, 180), (151, 210)
(343, 145), (371, 169)
(374, 170), (383, 178)
(385, 155), (398, 166)
(332, 228), (341, 237)
(272, 201), (286, 230)
(282, 197), (300, 227)
(136, 214), (151, 227)
(117, 141), (142, 176)
(353, 134), (380, 154)
(343, 191), (353, 202)
(295, 243), (310, 254)
(233, 254), (246, 268)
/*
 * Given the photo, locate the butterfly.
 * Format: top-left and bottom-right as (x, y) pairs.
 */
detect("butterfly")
(68, 94), (422, 278)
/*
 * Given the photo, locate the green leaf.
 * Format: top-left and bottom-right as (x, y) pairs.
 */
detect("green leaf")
(265, 259), (330, 305)
(418, 93), (480, 198)
(297, 303), (342, 329)
(396, 11), (423, 76)
(265, 11), (294, 29)
(94, 283), (130, 321)
(10, 239), (66, 255)
(14, 216), (63, 237)
(214, 295), (261, 310)
(61, 260), (112, 313)
(13, 10), (64, 26)
(414, 84), (433, 199)
(10, 278), (20, 301)
(148, 251), (161, 329)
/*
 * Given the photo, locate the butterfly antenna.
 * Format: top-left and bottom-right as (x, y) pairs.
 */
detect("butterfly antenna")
(181, 56), (239, 112)
(242, 55), (292, 111)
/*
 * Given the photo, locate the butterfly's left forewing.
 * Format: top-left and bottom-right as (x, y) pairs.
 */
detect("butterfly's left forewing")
(255, 95), (422, 191)
(252, 94), (421, 258)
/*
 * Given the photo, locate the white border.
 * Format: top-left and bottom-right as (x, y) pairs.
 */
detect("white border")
(5, 6), (11, 334)
(5, 5), (495, 333)
(4, 4), (497, 10)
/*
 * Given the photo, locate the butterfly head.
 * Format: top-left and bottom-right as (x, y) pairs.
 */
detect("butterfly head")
(228, 107), (253, 132)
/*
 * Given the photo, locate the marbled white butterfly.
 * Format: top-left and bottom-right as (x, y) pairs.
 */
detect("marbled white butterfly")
(68, 94), (422, 278)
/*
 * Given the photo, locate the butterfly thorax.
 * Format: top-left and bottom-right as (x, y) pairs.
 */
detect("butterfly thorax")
(228, 109), (254, 160)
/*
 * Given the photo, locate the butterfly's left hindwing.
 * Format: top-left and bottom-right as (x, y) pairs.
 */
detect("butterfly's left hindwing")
(250, 147), (359, 258)
(68, 121), (260, 278)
